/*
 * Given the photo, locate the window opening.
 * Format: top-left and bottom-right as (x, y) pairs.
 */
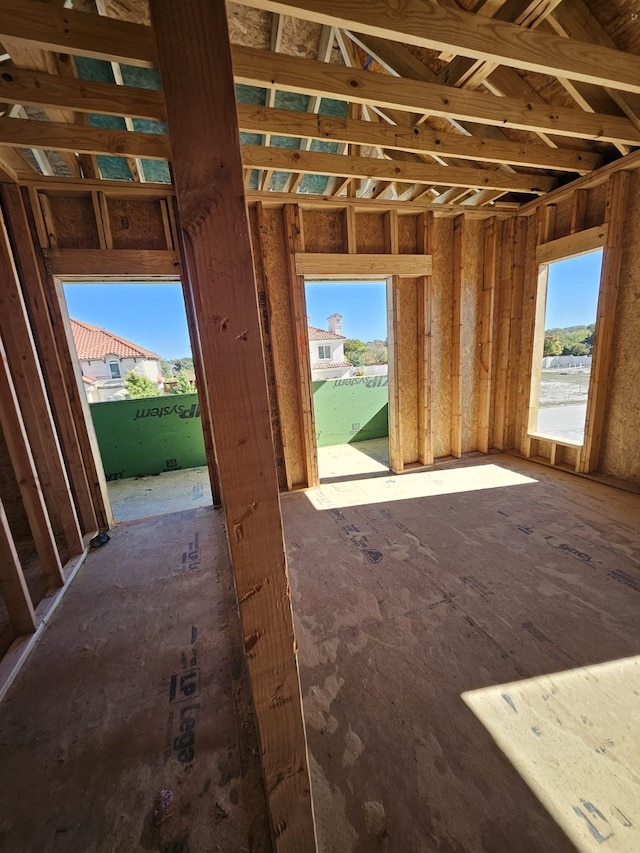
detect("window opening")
(531, 249), (602, 445)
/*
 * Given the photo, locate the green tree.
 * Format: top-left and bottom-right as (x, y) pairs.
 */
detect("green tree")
(363, 340), (388, 365)
(167, 373), (195, 394)
(543, 334), (562, 356)
(344, 338), (367, 366)
(124, 371), (159, 398)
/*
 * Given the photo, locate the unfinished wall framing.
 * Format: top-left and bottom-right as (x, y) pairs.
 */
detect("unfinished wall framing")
(512, 170), (640, 488)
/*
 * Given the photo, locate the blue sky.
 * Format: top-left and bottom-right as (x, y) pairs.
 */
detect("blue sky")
(545, 249), (602, 328)
(305, 281), (387, 341)
(62, 254), (602, 358)
(63, 283), (191, 358)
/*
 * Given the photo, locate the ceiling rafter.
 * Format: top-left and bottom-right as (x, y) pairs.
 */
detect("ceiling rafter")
(241, 143), (556, 193)
(232, 46), (640, 145)
(231, 0), (640, 95)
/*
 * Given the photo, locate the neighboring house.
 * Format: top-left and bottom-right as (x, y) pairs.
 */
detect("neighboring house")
(70, 319), (162, 402)
(308, 313), (352, 379)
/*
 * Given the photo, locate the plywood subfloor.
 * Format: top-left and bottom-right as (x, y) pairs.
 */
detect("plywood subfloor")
(107, 467), (213, 522)
(0, 507), (271, 853)
(282, 453), (640, 852)
(317, 439), (390, 482)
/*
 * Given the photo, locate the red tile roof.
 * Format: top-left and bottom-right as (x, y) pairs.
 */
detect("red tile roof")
(70, 319), (160, 361)
(312, 361), (351, 370)
(308, 325), (345, 341)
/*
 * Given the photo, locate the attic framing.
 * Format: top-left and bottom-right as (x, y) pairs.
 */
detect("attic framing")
(0, 2), (640, 851)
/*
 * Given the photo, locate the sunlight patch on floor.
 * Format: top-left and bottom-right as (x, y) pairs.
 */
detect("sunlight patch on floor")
(317, 438), (389, 480)
(107, 466), (212, 522)
(305, 462), (537, 510)
(463, 655), (640, 851)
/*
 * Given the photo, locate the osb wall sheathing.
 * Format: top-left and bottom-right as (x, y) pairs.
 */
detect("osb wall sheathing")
(461, 219), (483, 454)
(431, 218), (453, 459)
(303, 209), (345, 253)
(600, 171), (640, 484)
(46, 196), (101, 249)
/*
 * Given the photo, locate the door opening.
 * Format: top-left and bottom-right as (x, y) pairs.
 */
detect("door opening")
(62, 281), (212, 522)
(304, 279), (389, 481)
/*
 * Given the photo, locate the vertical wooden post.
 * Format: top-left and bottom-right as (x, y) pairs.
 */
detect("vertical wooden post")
(417, 211), (433, 466)
(580, 171), (630, 474)
(0, 204), (83, 557)
(172, 209), (222, 507)
(254, 202), (291, 491)
(150, 2), (316, 849)
(0, 496), (37, 636)
(0, 336), (64, 587)
(385, 211), (403, 472)
(493, 217), (514, 450)
(451, 214), (463, 458)
(570, 189), (588, 234)
(283, 204), (318, 488)
(520, 206), (555, 456)
(1, 184), (97, 537)
(478, 217), (496, 454)
(22, 189), (112, 531)
(505, 216), (527, 450)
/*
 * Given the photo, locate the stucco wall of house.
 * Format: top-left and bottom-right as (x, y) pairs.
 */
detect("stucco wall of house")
(80, 356), (161, 382)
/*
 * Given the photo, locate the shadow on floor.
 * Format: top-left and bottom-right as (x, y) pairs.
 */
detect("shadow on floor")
(318, 438), (390, 484)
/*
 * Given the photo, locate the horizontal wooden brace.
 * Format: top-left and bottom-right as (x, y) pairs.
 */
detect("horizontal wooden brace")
(295, 252), (432, 277)
(42, 249), (182, 278)
(0, 66), (166, 121)
(237, 105), (600, 174)
(536, 224), (608, 264)
(233, 0), (640, 96)
(0, 0), (156, 66)
(246, 191), (518, 215)
(242, 145), (555, 193)
(232, 46), (640, 145)
(0, 117), (169, 160)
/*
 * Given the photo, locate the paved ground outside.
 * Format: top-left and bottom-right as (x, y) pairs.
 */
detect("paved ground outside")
(536, 403), (587, 443)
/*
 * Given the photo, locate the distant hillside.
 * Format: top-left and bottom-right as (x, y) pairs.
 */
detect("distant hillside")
(543, 324), (594, 357)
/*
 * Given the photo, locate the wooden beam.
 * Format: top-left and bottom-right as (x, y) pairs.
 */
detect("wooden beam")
(416, 211), (433, 466)
(296, 252), (432, 277)
(237, 105), (599, 174)
(150, 2), (316, 850)
(253, 202), (291, 491)
(0, 116), (169, 160)
(478, 217), (496, 454)
(0, 205), (83, 558)
(42, 249), (181, 278)
(232, 46), (640, 145)
(518, 148), (640, 216)
(521, 204), (555, 456)
(283, 205), (319, 488)
(535, 224), (608, 265)
(493, 217), (514, 449)
(233, 0), (640, 95)
(1, 184), (97, 537)
(0, 67), (165, 121)
(385, 211), (404, 473)
(0, 0), (156, 66)
(0, 496), (37, 636)
(243, 145), (555, 194)
(0, 335), (64, 587)
(451, 214), (463, 458)
(246, 190), (518, 215)
(580, 172), (629, 474)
